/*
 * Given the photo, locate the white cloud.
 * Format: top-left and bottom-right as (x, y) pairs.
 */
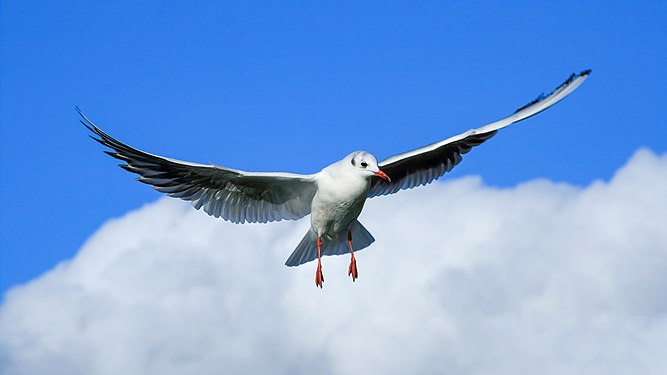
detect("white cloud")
(2, 149), (667, 375)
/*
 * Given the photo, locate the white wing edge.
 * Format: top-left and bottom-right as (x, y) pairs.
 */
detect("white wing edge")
(379, 70), (591, 166)
(78, 107), (316, 181)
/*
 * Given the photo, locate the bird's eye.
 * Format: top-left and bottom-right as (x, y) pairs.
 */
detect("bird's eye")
(360, 161), (368, 168)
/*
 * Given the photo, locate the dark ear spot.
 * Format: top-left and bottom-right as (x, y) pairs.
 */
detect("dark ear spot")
(351, 158), (356, 166)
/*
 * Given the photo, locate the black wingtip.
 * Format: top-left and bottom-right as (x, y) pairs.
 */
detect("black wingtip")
(80, 119), (95, 133)
(77, 107), (98, 132)
(562, 69), (592, 85)
(88, 134), (105, 144)
(560, 69), (592, 88)
(513, 69), (591, 114)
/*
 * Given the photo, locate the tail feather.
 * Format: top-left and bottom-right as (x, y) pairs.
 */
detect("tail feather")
(285, 229), (318, 267)
(284, 220), (376, 267)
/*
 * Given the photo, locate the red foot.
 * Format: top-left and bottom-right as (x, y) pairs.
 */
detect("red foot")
(315, 262), (324, 288)
(348, 255), (358, 282)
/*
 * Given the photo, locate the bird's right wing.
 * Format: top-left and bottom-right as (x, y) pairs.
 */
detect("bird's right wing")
(80, 110), (317, 224)
(368, 70), (591, 198)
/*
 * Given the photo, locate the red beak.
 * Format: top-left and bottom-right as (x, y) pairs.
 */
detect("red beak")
(374, 170), (391, 182)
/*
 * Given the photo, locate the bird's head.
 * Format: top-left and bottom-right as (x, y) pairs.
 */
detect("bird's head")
(348, 151), (391, 182)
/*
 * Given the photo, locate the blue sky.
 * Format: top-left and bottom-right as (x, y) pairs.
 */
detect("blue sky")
(1, 0), (666, 295)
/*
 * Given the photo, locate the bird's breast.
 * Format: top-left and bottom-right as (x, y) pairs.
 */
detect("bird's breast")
(310, 171), (370, 238)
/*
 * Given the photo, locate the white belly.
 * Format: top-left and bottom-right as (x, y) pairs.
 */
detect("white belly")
(310, 171), (370, 240)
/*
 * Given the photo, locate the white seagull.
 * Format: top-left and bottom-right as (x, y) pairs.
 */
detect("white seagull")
(81, 70), (590, 288)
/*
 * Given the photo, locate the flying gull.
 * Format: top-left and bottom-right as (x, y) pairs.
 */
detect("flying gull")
(80, 70), (590, 288)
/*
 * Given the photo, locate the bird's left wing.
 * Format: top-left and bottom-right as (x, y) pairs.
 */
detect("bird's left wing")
(80, 110), (317, 223)
(368, 70), (590, 198)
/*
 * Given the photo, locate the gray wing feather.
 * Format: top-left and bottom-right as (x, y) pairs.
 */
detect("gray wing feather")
(80, 110), (317, 223)
(369, 70), (590, 198)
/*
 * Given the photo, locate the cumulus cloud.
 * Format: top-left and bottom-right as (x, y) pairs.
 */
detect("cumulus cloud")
(1, 149), (667, 375)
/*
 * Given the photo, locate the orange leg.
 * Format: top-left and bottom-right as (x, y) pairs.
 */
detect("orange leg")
(347, 231), (358, 282)
(315, 236), (324, 288)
